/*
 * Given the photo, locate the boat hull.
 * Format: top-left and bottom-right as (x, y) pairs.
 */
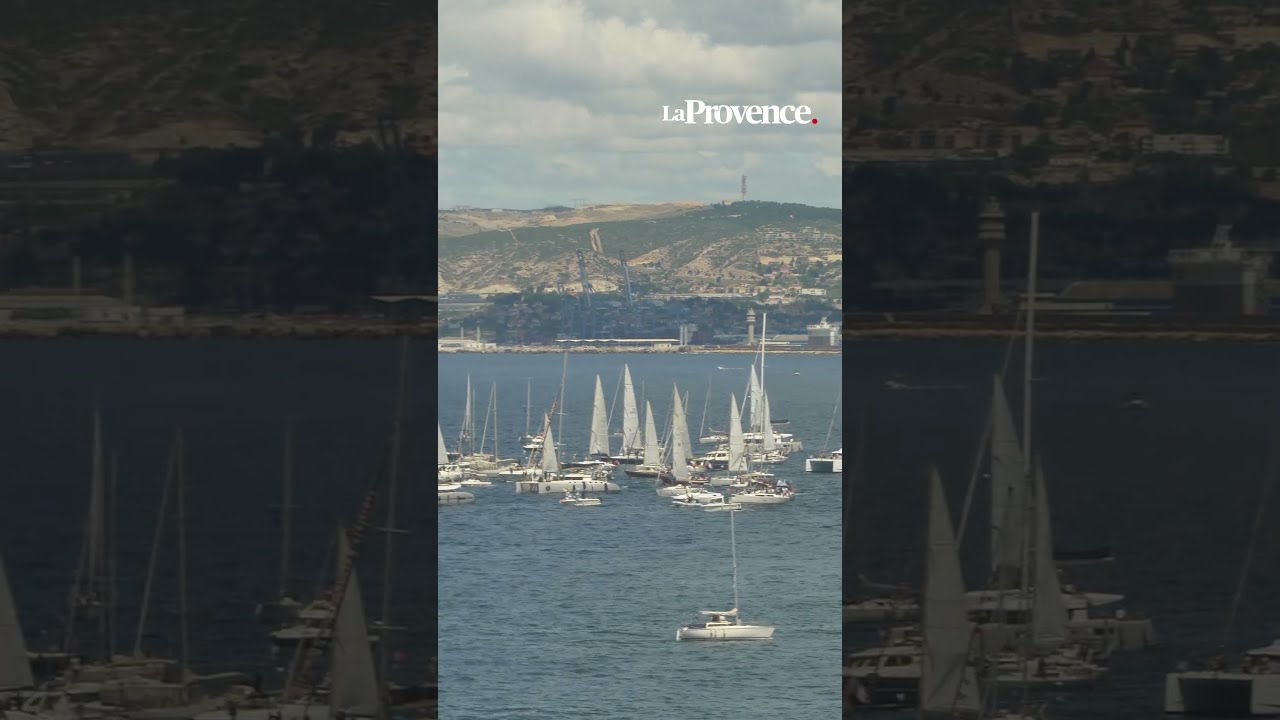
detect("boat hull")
(732, 492), (793, 505)
(804, 456), (843, 473)
(438, 491), (475, 506)
(1164, 671), (1280, 715)
(676, 624), (774, 640)
(516, 479), (621, 494)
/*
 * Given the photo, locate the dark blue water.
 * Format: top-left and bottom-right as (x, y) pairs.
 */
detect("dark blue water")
(0, 339), (436, 685)
(845, 340), (1280, 719)
(438, 352), (841, 720)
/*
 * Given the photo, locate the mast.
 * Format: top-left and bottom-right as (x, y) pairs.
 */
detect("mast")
(108, 450), (118, 660)
(524, 378), (532, 439)
(134, 437), (176, 657)
(1023, 212), (1038, 476)
(1017, 211), (1041, 712)
(279, 422), (294, 599)
(557, 352), (568, 447)
(379, 336), (410, 710)
(729, 508), (740, 624)
(176, 428), (189, 686)
(698, 374), (711, 441)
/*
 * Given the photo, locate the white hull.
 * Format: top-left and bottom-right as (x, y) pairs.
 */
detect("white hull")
(1165, 670), (1280, 715)
(516, 478), (621, 494)
(438, 490), (475, 506)
(704, 502), (742, 512)
(560, 497), (602, 507)
(672, 492), (724, 505)
(732, 491), (793, 505)
(656, 484), (704, 497)
(804, 455), (843, 473)
(458, 479), (492, 487)
(677, 623), (774, 640)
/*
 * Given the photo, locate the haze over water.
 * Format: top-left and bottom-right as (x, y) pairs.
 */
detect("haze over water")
(438, 352), (841, 720)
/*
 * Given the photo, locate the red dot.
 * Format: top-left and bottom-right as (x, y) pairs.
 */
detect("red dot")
(811, 118), (818, 124)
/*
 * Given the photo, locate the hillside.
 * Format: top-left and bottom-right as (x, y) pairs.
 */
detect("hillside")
(438, 201), (842, 295)
(0, 0), (432, 151)
(438, 202), (705, 238)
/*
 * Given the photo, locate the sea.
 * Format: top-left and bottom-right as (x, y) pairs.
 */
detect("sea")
(437, 351), (842, 720)
(0, 338), (437, 686)
(846, 339), (1280, 720)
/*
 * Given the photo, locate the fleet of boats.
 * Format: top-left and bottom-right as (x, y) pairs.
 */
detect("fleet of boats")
(1, 338), (435, 720)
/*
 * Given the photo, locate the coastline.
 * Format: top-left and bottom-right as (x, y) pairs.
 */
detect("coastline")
(6, 316), (1280, 344)
(0, 319), (435, 339)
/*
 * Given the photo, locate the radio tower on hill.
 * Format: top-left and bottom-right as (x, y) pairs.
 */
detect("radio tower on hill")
(741, 175), (747, 202)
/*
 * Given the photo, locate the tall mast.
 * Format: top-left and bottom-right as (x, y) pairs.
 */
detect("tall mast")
(176, 428), (189, 687)
(379, 336), (410, 713)
(730, 509), (740, 624)
(525, 378), (532, 439)
(279, 422), (294, 599)
(108, 450), (118, 660)
(1023, 212), (1038, 474)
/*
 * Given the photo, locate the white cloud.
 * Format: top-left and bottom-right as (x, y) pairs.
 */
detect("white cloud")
(439, 0), (840, 209)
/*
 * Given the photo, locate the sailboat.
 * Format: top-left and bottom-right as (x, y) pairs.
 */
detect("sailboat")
(564, 375), (615, 472)
(437, 425), (465, 484)
(608, 364), (644, 465)
(515, 417), (621, 495)
(676, 507), (774, 641)
(805, 395), (842, 473)
(732, 383), (795, 505)
(655, 386), (704, 498)
(623, 401), (671, 481)
(257, 424), (305, 624)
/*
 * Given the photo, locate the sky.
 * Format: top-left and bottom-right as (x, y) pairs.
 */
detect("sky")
(438, 0), (841, 210)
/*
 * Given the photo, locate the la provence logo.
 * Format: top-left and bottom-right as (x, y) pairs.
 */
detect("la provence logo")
(661, 100), (817, 125)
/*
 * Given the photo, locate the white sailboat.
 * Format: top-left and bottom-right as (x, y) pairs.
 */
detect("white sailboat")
(676, 508), (774, 641)
(918, 466), (982, 716)
(437, 425), (464, 482)
(609, 364), (643, 464)
(588, 375), (611, 460)
(655, 386), (701, 497)
(732, 383), (795, 505)
(805, 395), (842, 473)
(515, 418), (620, 495)
(624, 401), (670, 481)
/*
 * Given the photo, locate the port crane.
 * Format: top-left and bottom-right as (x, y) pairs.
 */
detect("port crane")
(576, 249), (596, 339)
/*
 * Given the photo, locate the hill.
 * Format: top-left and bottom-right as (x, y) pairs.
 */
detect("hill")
(438, 202), (705, 238)
(0, 0), (432, 151)
(437, 201), (842, 295)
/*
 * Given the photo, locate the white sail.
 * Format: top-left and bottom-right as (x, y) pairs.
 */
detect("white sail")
(0, 547), (33, 692)
(759, 392), (776, 452)
(622, 365), (640, 452)
(589, 375), (610, 457)
(1031, 455), (1068, 649)
(747, 365), (761, 431)
(920, 467), (981, 714)
(643, 401), (661, 466)
(540, 420), (560, 474)
(460, 375), (473, 451)
(671, 386), (691, 482)
(329, 528), (380, 717)
(989, 375), (1026, 582)
(437, 424), (448, 466)
(728, 394), (747, 472)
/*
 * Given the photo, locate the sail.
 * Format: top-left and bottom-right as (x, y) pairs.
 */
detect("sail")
(671, 386), (691, 482)
(728, 394), (747, 472)
(920, 467), (981, 714)
(437, 424), (448, 466)
(0, 548), (34, 692)
(589, 375), (610, 457)
(989, 375), (1027, 583)
(460, 375), (473, 450)
(1031, 456), (1068, 649)
(329, 528), (380, 717)
(622, 365), (640, 452)
(760, 392), (776, 452)
(643, 402), (661, 466)
(747, 365), (761, 431)
(541, 420), (560, 474)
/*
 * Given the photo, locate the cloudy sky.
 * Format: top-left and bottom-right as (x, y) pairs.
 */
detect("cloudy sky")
(439, 0), (841, 210)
